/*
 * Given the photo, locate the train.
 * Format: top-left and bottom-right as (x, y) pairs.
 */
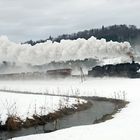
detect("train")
(88, 61), (140, 78)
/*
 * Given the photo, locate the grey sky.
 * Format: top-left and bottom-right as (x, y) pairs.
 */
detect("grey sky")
(0, 0), (140, 42)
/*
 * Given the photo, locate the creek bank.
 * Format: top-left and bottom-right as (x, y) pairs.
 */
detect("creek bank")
(0, 96), (128, 131)
(91, 97), (129, 124)
(0, 101), (92, 131)
(0, 96), (129, 140)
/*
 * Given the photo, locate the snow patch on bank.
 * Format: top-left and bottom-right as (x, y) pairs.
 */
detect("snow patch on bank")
(0, 91), (86, 125)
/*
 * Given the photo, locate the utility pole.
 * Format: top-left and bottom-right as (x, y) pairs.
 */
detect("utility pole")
(80, 67), (86, 82)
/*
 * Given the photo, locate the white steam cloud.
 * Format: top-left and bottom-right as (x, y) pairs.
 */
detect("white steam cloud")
(0, 36), (132, 66)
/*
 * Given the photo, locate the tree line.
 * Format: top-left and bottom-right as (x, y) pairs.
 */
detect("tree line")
(23, 24), (140, 46)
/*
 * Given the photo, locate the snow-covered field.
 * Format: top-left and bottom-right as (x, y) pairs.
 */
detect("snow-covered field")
(0, 77), (130, 98)
(0, 77), (139, 140)
(0, 85), (86, 125)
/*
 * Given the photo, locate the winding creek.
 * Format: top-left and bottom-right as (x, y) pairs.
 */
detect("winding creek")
(0, 94), (128, 140)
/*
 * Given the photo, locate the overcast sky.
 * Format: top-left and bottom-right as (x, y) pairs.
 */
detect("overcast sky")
(0, 0), (140, 42)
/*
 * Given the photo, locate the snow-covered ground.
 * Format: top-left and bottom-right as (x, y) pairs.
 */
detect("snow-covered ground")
(0, 77), (130, 98)
(1, 77), (137, 140)
(0, 88), (86, 125)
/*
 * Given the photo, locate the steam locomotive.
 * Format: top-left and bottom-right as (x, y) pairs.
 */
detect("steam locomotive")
(88, 61), (140, 78)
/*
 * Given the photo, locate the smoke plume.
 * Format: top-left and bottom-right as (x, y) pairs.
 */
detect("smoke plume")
(0, 36), (132, 66)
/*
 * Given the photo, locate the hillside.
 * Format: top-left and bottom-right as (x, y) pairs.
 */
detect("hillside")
(24, 24), (140, 46)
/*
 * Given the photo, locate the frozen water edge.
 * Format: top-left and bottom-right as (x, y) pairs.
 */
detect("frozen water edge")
(0, 77), (139, 140)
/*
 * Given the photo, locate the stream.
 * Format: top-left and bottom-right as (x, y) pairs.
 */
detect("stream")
(0, 99), (115, 140)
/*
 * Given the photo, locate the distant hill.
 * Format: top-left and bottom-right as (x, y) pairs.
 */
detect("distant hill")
(24, 24), (140, 46)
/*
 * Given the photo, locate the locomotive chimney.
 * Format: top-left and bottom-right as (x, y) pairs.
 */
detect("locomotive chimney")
(132, 56), (135, 64)
(127, 52), (135, 63)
